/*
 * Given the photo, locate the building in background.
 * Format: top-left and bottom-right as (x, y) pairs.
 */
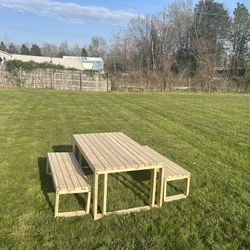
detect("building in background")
(63, 56), (104, 71)
(0, 50), (104, 71)
(0, 50), (11, 65)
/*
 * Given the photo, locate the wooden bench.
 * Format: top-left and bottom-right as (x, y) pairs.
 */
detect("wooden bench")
(46, 152), (91, 217)
(143, 146), (190, 202)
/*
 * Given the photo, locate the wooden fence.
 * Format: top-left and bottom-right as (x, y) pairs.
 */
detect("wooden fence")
(0, 68), (109, 91)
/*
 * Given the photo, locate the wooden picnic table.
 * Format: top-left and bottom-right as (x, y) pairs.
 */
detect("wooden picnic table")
(73, 132), (165, 220)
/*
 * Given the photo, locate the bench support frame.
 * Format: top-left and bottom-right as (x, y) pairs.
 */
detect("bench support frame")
(54, 192), (91, 218)
(164, 176), (190, 202)
(46, 158), (91, 218)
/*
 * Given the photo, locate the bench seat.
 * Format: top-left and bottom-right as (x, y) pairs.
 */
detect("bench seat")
(143, 146), (190, 202)
(47, 152), (91, 217)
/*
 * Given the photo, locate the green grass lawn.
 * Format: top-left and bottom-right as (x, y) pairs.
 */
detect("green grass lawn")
(0, 88), (249, 249)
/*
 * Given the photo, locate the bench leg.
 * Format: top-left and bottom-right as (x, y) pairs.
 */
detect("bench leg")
(164, 177), (190, 202)
(184, 177), (190, 196)
(54, 193), (60, 218)
(55, 192), (91, 218)
(86, 192), (91, 214)
(163, 180), (167, 201)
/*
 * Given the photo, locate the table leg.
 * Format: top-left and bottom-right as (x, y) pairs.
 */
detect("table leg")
(93, 172), (99, 220)
(157, 168), (164, 207)
(149, 168), (157, 207)
(102, 173), (108, 215)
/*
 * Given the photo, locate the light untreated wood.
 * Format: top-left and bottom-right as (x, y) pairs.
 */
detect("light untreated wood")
(142, 146), (191, 203)
(165, 194), (187, 202)
(149, 168), (157, 207)
(93, 173), (99, 220)
(157, 168), (164, 207)
(47, 152), (91, 218)
(106, 206), (152, 216)
(73, 133), (164, 174)
(102, 173), (108, 215)
(73, 132), (164, 220)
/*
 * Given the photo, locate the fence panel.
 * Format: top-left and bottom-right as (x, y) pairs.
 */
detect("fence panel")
(0, 68), (109, 92)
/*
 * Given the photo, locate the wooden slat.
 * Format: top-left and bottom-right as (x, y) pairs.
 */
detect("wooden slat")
(74, 135), (102, 170)
(68, 153), (90, 190)
(48, 152), (90, 193)
(85, 134), (121, 169)
(83, 134), (113, 170)
(74, 133), (164, 172)
(112, 133), (159, 166)
(63, 153), (89, 191)
(55, 153), (75, 191)
(48, 153), (67, 190)
(74, 135), (105, 172)
(96, 133), (139, 168)
(107, 133), (147, 167)
(145, 150), (177, 177)
(59, 153), (82, 191)
(47, 153), (60, 189)
(143, 146), (190, 178)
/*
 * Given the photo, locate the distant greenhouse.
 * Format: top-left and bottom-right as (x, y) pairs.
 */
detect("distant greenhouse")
(63, 56), (104, 71)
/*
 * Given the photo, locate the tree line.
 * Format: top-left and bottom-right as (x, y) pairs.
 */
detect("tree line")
(105, 0), (250, 81)
(0, 41), (89, 58)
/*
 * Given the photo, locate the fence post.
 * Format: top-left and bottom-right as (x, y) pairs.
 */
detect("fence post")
(80, 71), (82, 91)
(107, 74), (109, 92)
(51, 69), (54, 89)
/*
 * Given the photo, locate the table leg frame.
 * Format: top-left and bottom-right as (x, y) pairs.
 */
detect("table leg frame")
(93, 172), (99, 220)
(157, 168), (164, 207)
(91, 166), (164, 220)
(149, 168), (157, 207)
(102, 173), (108, 215)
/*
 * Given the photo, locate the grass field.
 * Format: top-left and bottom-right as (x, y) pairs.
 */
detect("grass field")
(0, 88), (249, 249)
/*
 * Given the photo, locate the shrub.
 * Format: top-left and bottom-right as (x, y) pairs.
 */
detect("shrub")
(5, 60), (71, 72)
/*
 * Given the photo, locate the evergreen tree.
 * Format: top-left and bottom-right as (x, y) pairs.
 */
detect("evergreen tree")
(0, 41), (7, 52)
(230, 3), (250, 75)
(8, 43), (18, 54)
(30, 44), (41, 56)
(81, 48), (88, 57)
(191, 0), (230, 75)
(20, 44), (30, 55)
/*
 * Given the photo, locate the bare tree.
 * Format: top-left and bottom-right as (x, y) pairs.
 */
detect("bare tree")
(41, 43), (58, 57)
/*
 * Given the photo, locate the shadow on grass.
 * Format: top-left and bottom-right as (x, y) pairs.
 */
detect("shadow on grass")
(38, 157), (54, 213)
(52, 145), (72, 152)
(112, 171), (150, 205)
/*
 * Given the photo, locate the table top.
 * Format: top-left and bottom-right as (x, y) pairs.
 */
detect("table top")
(73, 132), (164, 173)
